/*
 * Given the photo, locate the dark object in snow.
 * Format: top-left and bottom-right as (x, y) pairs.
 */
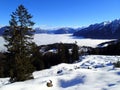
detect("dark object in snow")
(46, 80), (53, 87)
(57, 70), (63, 74)
(114, 61), (120, 68)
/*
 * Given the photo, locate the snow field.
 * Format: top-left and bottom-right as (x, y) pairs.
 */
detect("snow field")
(1, 55), (120, 90)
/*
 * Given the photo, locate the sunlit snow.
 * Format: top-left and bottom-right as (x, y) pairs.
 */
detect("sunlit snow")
(0, 55), (120, 90)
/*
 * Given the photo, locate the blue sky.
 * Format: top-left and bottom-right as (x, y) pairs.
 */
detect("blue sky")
(0, 0), (120, 29)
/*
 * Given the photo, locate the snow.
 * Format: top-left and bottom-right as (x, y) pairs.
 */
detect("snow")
(0, 37), (6, 51)
(103, 21), (111, 26)
(0, 55), (120, 90)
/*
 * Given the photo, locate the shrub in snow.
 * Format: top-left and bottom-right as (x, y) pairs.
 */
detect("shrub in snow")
(46, 80), (53, 87)
(74, 66), (80, 70)
(114, 61), (120, 68)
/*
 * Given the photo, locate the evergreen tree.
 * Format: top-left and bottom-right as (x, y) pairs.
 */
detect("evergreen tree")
(71, 42), (79, 62)
(31, 43), (45, 70)
(3, 5), (35, 82)
(0, 59), (4, 77)
(64, 45), (70, 63)
(0, 53), (5, 77)
(58, 43), (69, 63)
(114, 61), (120, 68)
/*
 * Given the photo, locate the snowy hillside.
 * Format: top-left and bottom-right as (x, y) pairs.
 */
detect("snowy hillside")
(0, 55), (120, 90)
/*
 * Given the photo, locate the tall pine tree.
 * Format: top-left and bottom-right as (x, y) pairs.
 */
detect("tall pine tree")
(3, 5), (35, 82)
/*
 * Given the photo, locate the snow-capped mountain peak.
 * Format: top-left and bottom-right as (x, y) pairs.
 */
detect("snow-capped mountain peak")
(73, 18), (120, 39)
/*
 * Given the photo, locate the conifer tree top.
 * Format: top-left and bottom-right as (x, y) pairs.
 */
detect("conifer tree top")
(9, 4), (35, 28)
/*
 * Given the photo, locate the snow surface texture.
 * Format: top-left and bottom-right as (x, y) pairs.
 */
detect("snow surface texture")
(0, 55), (120, 90)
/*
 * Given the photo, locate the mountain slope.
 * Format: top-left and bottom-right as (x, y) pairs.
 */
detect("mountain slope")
(73, 19), (120, 39)
(34, 27), (77, 34)
(0, 27), (78, 35)
(0, 26), (8, 35)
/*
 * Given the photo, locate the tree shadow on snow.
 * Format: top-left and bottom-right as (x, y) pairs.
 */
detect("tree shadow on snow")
(60, 75), (85, 88)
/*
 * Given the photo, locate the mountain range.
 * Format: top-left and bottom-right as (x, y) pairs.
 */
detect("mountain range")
(0, 27), (78, 35)
(34, 27), (78, 34)
(73, 19), (120, 39)
(1, 19), (120, 39)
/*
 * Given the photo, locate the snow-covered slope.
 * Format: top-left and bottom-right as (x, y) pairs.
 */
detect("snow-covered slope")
(0, 55), (120, 90)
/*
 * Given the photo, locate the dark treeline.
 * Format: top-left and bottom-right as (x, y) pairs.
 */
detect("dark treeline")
(29, 43), (79, 69)
(0, 43), (79, 78)
(88, 40), (120, 55)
